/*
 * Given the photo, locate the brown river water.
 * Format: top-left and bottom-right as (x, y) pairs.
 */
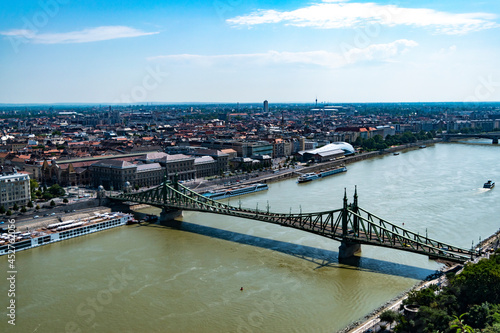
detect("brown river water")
(1, 140), (499, 333)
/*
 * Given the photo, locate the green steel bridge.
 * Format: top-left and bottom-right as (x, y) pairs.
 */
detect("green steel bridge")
(110, 179), (479, 263)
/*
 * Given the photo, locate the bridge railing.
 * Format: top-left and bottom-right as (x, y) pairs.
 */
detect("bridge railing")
(347, 207), (476, 261)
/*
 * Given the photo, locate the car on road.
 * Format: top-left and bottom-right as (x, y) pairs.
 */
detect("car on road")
(33, 215), (39, 219)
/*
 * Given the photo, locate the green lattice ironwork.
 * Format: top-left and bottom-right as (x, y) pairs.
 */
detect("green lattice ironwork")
(111, 181), (479, 263)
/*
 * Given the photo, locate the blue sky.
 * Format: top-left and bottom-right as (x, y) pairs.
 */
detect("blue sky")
(0, 0), (499, 104)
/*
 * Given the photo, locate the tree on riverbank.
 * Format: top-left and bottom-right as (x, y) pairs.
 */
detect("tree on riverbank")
(390, 252), (500, 332)
(352, 131), (434, 152)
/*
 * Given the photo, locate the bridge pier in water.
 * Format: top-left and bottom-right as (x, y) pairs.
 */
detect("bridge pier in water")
(493, 138), (498, 144)
(339, 241), (361, 259)
(159, 208), (183, 228)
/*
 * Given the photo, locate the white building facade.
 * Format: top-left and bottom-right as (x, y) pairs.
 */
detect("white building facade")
(0, 172), (31, 208)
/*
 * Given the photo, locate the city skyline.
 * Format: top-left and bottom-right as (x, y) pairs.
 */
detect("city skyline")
(1, 0), (499, 104)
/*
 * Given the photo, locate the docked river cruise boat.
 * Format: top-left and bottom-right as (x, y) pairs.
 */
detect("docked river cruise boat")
(0, 212), (133, 256)
(202, 183), (269, 200)
(297, 166), (347, 183)
(484, 180), (495, 189)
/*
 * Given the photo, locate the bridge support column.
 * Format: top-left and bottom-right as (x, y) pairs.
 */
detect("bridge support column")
(339, 241), (361, 259)
(493, 138), (498, 144)
(159, 208), (183, 228)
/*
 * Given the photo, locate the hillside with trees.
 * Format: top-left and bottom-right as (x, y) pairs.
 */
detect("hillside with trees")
(379, 252), (500, 332)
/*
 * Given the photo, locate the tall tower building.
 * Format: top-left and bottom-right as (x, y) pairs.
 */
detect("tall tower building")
(263, 100), (269, 113)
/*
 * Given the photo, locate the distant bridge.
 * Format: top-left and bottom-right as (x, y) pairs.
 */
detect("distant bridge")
(443, 132), (500, 144)
(110, 178), (479, 263)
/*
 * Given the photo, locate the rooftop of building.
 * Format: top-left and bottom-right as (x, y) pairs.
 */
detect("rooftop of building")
(194, 156), (215, 164)
(136, 163), (162, 172)
(91, 160), (137, 169)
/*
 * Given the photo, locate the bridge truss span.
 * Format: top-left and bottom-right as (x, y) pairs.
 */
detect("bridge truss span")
(111, 180), (478, 263)
(348, 207), (473, 262)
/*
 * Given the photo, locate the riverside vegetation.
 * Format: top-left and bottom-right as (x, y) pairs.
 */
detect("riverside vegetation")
(379, 251), (500, 332)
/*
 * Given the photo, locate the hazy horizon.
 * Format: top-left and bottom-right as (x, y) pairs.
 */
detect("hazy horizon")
(2, 101), (500, 109)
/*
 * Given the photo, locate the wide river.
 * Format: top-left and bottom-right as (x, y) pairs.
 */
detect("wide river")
(1, 141), (499, 333)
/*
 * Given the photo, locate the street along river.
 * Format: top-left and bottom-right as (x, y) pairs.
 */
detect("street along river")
(1, 140), (498, 333)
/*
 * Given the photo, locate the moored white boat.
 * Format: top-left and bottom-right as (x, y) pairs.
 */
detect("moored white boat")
(0, 212), (132, 256)
(202, 183), (268, 200)
(297, 172), (319, 183)
(297, 166), (347, 183)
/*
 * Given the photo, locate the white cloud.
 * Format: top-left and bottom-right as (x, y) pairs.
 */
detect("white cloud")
(148, 39), (418, 68)
(0, 29), (36, 38)
(0, 26), (159, 44)
(227, 1), (499, 35)
(151, 50), (344, 68)
(344, 39), (418, 64)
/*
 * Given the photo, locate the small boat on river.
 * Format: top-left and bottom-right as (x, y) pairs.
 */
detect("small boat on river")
(483, 180), (495, 189)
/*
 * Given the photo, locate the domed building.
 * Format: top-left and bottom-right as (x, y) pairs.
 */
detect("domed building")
(298, 142), (355, 162)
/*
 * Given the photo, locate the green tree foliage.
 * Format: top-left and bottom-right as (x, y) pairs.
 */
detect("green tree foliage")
(0, 205), (6, 214)
(63, 198), (68, 203)
(47, 184), (65, 197)
(30, 178), (39, 192)
(20, 206), (27, 213)
(380, 310), (400, 324)
(395, 253), (500, 332)
(30, 179), (39, 200)
(451, 254), (500, 305)
(50, 200), (56, 207)
(353, 131), (433, 151)
(12, 203), (18, 211)
(450, 314), (474, 333)
(483, 323), (500, 333)
(405, 284), (439, 307)
(6, 210), (11, 216)
(27, 201), (34, 208)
